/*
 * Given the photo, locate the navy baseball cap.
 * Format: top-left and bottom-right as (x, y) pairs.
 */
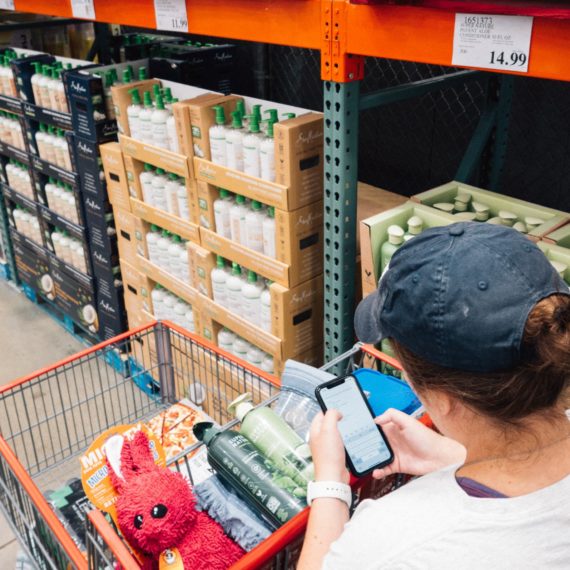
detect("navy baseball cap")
(354, 222), (570, 372)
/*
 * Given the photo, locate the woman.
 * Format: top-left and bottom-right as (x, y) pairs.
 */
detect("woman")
(298, 222), (570, 569)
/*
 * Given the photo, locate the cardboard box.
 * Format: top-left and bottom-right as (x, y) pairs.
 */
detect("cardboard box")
(115, 207), (145, 265)
(121, 258), (153, 316)
(111, 78), (161, 137)
(187, 241), (215, 298)
(411, 181), (570, 241)
(199, 198), (322, 288)
(537, 241), (570, 285)
(193, 112), (323, 211)
(130, 197), (200, 244)
(100, 142), (132, 212)
(542, 221), (570, 248)
(360, 202), (456, 297)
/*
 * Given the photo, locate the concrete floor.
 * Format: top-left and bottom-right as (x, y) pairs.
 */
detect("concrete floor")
(0, 279), (84, 569)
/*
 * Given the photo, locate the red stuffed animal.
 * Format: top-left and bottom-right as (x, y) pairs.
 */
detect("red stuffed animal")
(105, 430), (244, 570)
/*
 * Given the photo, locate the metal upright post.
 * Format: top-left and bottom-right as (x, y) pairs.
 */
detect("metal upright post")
(323, 80), (360, 362)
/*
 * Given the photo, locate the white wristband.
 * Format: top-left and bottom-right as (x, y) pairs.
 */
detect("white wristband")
(307, 480), (352, 509)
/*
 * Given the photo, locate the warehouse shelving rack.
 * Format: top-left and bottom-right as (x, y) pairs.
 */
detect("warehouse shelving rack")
(9, 0), (570, 360)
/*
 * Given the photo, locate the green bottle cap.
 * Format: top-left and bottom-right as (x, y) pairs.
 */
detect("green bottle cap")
(164, 87), (173, 101)
(168, 173), (178, 181)
(193, 422), (219, 445)
(152, 84), (161, 99)
(216, 255), (225, 268)
(110, 68), (118, 83)
(251, 200), (262, 211)
(212, 105), (226, 125)
(219, 188), (230, 199)
(129, 88), (141, 105)
(155, 94), (165, 111)
(40, 123), (47, 133)
(236, 194), (245, 205)
(143, 91), (153, 108)
(247, 270), (257, 283)
(172, 97), (179, 104)
(122, 68), (132, 83)
(144, 163), (154, 172)
(156, 167), (165, 175)
(150, 224), (159, 231)
(172, 235), (181, 243)
(104, 70), (114, 88)
(32, 61), (41, 74)
(161, 230), (169, 237)
(267, 206), (275, 218)
(252, 104), (262, 121)
(232, 262), (241, 275)
(236, 100), (246, 118)
(231, 111), (243, 129)
(41, 64), (50, 76)
(265, 109), (278, 123)
(266, 120), (276, 138)
(248, 114), (260, 134)
(282, 113), (296, 119)
(138, 67), (148, 80)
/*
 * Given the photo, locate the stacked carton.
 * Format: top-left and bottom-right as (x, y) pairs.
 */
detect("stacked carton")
(102, 84), (325, 375)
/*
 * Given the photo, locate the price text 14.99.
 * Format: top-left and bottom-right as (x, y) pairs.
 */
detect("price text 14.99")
(490, 51), (527, 67)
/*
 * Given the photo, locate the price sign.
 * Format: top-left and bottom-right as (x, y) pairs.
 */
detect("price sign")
(452, 14), (533, 73)
(0, 1), (15, 9)
(154, 0), (189, 33)
(71, 0), (96, 19)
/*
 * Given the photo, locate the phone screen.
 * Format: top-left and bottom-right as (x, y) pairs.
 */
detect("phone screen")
(318, 376), (392, 474)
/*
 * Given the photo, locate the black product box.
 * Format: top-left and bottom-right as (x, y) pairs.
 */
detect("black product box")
(25, 119), (76, 165)
(31, 154), (79, 187)
(0, 93), (23, 115)
(10, 52), (52, 104)
(23, 102), (72, 131)
(10, 228), (54, 299)
(65, 60), (148, 142)
(33, 170), (85, 227)
(47, 250), (100, 335)
(111, 34), (180, 63)
(96, 286), (128, 340)
(73, 135), (106, 201)
(0, 135), (30, 164)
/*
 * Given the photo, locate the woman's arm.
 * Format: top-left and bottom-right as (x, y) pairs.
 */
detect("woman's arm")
(297, 411), (350, 570)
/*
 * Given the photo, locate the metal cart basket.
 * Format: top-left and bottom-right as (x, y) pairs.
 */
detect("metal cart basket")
(0, 321), (407, 570)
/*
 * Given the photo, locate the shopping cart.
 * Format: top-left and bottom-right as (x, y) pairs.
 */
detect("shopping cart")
(0, 320), (408, 570)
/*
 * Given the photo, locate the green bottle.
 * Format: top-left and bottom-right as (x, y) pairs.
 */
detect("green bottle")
(193, 422), (306, 530)
(381, 224), (404, 272)
(228, 392), (314, 488)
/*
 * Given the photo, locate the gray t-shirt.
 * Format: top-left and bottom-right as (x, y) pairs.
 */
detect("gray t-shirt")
(323, 464), (570, 569)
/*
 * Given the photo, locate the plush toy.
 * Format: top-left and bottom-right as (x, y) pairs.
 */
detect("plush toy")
(105, 430), (244, 570)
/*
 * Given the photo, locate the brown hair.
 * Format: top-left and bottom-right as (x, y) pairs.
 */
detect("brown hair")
(391, 294), (570, 424)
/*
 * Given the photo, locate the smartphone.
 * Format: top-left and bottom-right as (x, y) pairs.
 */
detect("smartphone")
(315, 375), (394, 477)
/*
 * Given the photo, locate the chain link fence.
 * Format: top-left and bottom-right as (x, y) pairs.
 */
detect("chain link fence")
(265, 45), (570, 212)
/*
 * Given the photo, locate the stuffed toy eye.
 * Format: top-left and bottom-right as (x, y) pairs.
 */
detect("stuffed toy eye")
(151, 504), (168, 519)
(134, 514), (143, 529)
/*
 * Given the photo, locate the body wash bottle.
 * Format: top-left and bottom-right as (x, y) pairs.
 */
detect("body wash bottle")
(225, 111), (245, 171)
(243, 115), (262, 178)
(151, 95), (169, 149)
(259, 119), (276, 182)
(381, 225), (404, 272)
(138, 91), (154, 145)
(213, 188), (232, 238)
(209, 105), (228, 165)
(126, 89), (142, 140)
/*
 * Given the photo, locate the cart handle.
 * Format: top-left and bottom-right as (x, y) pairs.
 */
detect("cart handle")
(0, 436), (87, 569)
(361, 343), (404, 371)
(87, 510), (140, 570)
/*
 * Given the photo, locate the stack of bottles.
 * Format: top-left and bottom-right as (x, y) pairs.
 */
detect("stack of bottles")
(6, 161), (34, 198)
(0, 113), (25, 150)
(99, 65), (148, 120)
(150, 283), (196, 331)
(30, 62), (72, 112)
(209, 103), (295, 183)
(44, 178), (79, 224)
(126, 82), (179, 151)
(217, 327), (274, 373)
(432, 192), (545, 233)
(12, 206), (42, 244)
(0, 51), (18, 98)
(51, 229), (88, 273)
(35, 124), (73, 170)
(139, 165), (190, 219)
(213, 189), (276, 258)
(380, 216), (423, 272)
(145, 225), (191, 282)
(211, 257), (272, 332)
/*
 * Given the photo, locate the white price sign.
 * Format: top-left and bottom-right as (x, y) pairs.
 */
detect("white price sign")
(154, 0), (189, 33)
(0, 0), (15, 9)
(71, 0), (96, 20)
(452, 13), (533, 73)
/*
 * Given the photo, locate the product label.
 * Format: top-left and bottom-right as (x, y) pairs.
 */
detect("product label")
(0, 1), (15, 9)
(71, 0), (96, 19)
(452, 13), (533, 72)
(154, 0), (189, 32)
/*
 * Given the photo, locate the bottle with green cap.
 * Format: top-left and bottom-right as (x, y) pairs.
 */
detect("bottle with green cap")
(213, 188), (233, 238)
(211, 255), (228, 307)
(404, 215), (423, 242)
(245, 200), (264, 252)
(166, 97), (179, 153)
(193, 421), (306, 529)
(260, 279), (272, 332)
(151, 94), (169, 149)
(55, 68), (68, 113)
(140, 163), (155, 205)
(262, 206), (276, 258)
(262, 108), (278, 135)
(381, 224), (405, 272)
(127, 89), (142, 139)
(45, 125), (57, 164)
(103, 70), (116, 119)
(138, 67), (148, 81)
(241, 270), (263, 326)
(165, 173), (180, 216)
(146, 223), (161, 262)
(139, 91), (154, 144)
(151, 167), (168, 210)
(228, 392), (314, 488)
(225, 111), (245, 171)
(251, 104), (262, 123)
(282, 112), (296, 120)
(226, 262), (244, 314)
(235, 99), (246, 120)
(209, 105), (228, 165)
(47, 66), (59, 111)
(229, 194), (248, 244)
(31, 62), (43, 105)
(260, 116), (276, 182)
(243, 114), (262, 177)
(122, 67), (133, 84)
(38, 64), (51, 108)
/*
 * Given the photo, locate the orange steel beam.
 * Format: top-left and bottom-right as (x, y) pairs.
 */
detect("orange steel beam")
(13, 0), (322, 49)
(345, 3), (570, 82)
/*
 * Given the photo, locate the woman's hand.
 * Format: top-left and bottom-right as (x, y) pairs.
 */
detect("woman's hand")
(309, 410), (350, 484)
(372, 409), (466, 479)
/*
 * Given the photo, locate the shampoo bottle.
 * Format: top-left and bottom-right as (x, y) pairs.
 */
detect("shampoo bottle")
(225, 111), (245, 171)
(226, 262), (244, 315)
(209, 105), (228, 165)
(262, 206), (276, 258)
(245, 200), (264, 252)
(138, 91), (154, 144)
(260, 282), (272, 332)
(151, 168), (168, 211)
(211, 255), (228, 307)
(166, 97), (179, 152)
(126, 89), (142, 140)
(404, 215), (423, 242)
(165, 173), (180, 217)
(177, 178), (190, 220)
(151, 94), (169, 149)
(259, 119), (276, 182)
(193, 422), (306, 530)
(140, 163), (155, 205)
(381, 225), (404, 272)
(242, 270), (262, 326)
(243, 115), (262, 178)
(229, 194), (248, 244)
(228, 393), (314, 489)
(213, 188), (233, 238)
